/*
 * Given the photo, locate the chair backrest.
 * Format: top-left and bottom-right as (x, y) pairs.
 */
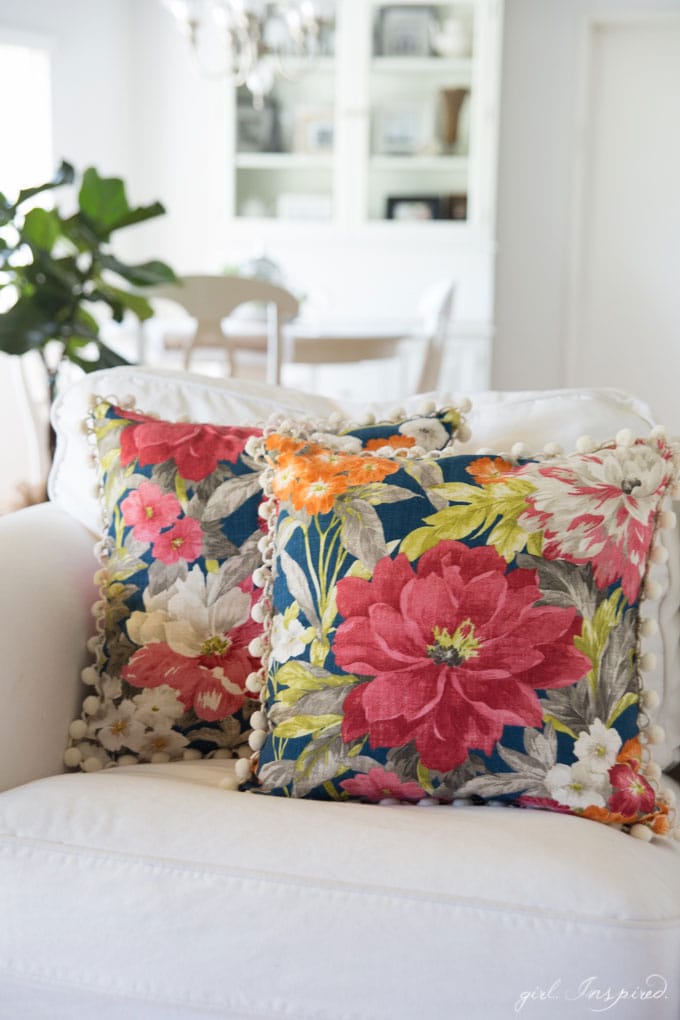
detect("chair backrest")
(148, 274), (300, 384)
(415, 279), (456, 392)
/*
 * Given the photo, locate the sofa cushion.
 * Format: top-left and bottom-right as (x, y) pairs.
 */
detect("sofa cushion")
(248, 429), (678, 836)
(0, 761), (678, 1019)
(66, 397), (464, 771)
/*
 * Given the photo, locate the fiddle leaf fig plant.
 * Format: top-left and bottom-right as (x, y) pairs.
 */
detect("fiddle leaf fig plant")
(0, 160), (176, 404)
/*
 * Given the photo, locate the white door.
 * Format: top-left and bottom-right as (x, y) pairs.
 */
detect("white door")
(566, 19), (680, 430)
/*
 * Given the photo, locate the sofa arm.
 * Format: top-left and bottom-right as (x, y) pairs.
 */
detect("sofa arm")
(0, 503), (98, 792)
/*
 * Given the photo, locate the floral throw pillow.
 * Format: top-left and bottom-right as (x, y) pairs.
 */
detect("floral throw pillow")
(65, 399), (465, 772)
(244, 429), (680, 840)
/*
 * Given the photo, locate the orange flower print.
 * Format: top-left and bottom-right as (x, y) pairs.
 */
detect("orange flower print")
(293, 471), (349, 515)
(337, 455), (400, 485)
(616, 736), (643, 771)
(467, 456), (517, 485)
(265, 434), (306, 459)
(272, 463), (299, 502)
(364, 434), (416, 452)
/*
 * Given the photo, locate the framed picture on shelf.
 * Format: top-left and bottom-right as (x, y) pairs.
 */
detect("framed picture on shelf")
(442, 193), (468, 220)
(376, 5), (434, 57)
(294, 108), (335, 153)
(386, 195), (441, 221)
(373, 104), (433, 156)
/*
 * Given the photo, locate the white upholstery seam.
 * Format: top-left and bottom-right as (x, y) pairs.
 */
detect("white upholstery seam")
(0, 966), (352, 1020)
(1, 835), (678, 930)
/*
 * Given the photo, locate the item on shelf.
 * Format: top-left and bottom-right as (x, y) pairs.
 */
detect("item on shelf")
(276, 192), (333, 221)
(375, 5), (434, 57)
(373, 103), (433, 156)
(442, 193), (468, 221)
(294, 107), (335, 153)
(237, 95), (283, 153)
(439, 87), (469, 150)
(430, 13), (473, 58)
(238, 196), (269, 218)
(386, 195), (441, 221)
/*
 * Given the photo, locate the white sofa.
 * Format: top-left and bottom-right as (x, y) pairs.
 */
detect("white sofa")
(1, 367), (679, 1020)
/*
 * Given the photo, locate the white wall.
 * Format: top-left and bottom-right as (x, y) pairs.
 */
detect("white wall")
(492, 0), (680, 398)
(2, 0), (679, 399)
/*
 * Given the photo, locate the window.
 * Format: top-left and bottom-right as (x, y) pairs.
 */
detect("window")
(0, 38), (52, 200)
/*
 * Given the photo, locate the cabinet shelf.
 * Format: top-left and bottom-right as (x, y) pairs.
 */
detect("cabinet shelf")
(370, 55), (473, 77)
(369, 154), (468, 172)
(235, 152), (335, 171)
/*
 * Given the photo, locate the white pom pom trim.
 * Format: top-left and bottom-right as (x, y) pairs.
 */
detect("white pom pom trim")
(638, 651), (657, 673)
(643, 724), (666, 746)
(219, 774), (240, 791)
(234, 757), (253, 783)
(510, 442), (530, 460)
(639, 617), (658, 638)
(629, 823), (654, 842)
(615, 428), (635, 448)
(68, 719), (88, 741)
(248, 729), (267, 752)
(659, 510), (677, 531)
(576, 435), (596, 454)
(63, 747), (83, 768)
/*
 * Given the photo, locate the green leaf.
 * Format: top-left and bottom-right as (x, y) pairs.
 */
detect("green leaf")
(273, 714), (343, 740)
(93, 284), (154, 322)
(0, 299), (60, 352)
(275, 661), (358, 707)
(401, 477), (536, 562)
(541, 713), (577, 740)
(416, 760), (436, 795)
(65, 338), (130, 374)
(103, 201), (167, 234)
(78, 168), (131, 235)
(607, 691), (639, 727)
(78, 168), (167, 236)
(15, 160), (74, 208)
(99, 254), (176, 287)
(21, 208), (61, 251)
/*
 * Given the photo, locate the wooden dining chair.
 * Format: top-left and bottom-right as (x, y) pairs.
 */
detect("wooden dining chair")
(415, 279), (456, 392)
(147, 274), (300, 386)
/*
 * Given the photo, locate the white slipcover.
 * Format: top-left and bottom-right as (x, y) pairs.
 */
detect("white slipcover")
(1, 372), (679, 1019)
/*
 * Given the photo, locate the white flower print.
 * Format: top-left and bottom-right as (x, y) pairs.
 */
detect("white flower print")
(93, 699), (146, 753)
(544, 761), (609, 810)
(126, 564), (251, 657)
(573, 719), (622, 775)
(270, 612), (307, 663)
(132, 686), (185, 729)
(136, 728), (190, 761)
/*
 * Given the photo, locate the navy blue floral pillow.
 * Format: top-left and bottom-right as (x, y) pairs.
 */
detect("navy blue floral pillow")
(65, 399), (466, 772)
(244, 429), (679, 841)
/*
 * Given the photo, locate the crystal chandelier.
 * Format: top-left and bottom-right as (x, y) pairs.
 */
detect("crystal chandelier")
(161, 0), (334, 108)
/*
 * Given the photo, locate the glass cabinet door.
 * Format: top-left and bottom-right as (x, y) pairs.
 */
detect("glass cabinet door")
(234, 6), (338, 223)
(367, 2), (474, 222)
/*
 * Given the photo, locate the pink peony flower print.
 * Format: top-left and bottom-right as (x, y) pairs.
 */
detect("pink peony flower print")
(517, 443), (672, 603)
(122, 620), (258, 721)
(340, 767), (426, 803)
(120, 481), (181, 541)
(122, 569), (261, 721)
(120, 416), (261, 482)
(607, 762), (656, 816)
(152, 517), (204, 564)
(334, 542), (591, 773)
